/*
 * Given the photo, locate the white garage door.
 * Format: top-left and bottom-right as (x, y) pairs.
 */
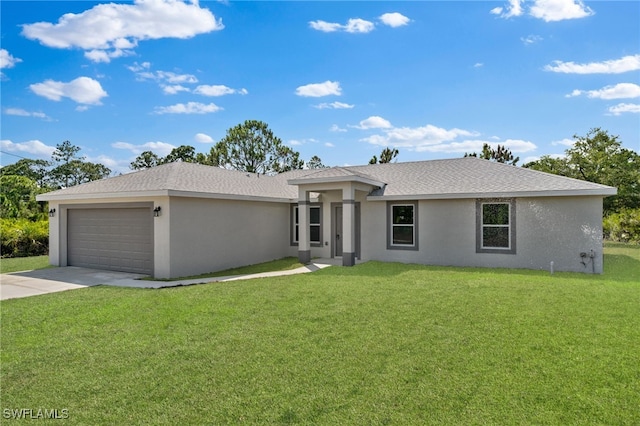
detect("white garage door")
(67, 208), (153, 274)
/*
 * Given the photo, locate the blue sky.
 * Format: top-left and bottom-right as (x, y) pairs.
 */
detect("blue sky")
(1, 0), (639, 174)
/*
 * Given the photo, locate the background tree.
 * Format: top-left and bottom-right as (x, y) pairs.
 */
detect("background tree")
(50, 140), (84, 187)
(0, 175), (46, 220)
(162, 145), (197, 164)
(464, 143), (519, 165)
(370, 147), (399, 164)
(213, 120), (304, 174)
(0, 159), (52, 188)
(130, 151), (161, 170)
(48, 140), (111, 188)
(307, 155), (328, 169)
(524, 128), (640, 214)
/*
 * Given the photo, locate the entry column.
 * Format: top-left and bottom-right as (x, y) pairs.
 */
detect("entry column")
(297, 188), (311, 264)
(342, 185), (356, 266)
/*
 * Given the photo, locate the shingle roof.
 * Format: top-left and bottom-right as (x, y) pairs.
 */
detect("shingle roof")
(349, 158), (617, 199)
(38, 162), (303, 201)
(37, 158), (616, 202)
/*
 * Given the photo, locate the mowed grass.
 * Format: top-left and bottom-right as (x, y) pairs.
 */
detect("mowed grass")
(0, 255), (50, 274)
(144, 257), (304, 281)
(1, 245), (639, 424)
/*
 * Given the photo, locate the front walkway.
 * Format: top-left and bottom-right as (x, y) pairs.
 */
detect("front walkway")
(0, 260), (340, 300)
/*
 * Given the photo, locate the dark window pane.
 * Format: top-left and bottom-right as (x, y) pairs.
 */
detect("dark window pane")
(294, 207), (298, 224)
(483, 204), (509, 225)
(295, 226), (299, 242)
(393, 205), (414, 225)
(393, 226), (414, 245)
(483, 227), (509, 248)
(310, 207), (320, 224)
(310, 225), (320, 242)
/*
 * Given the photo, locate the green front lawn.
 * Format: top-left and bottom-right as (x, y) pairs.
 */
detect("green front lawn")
(1, 245), (639, 424)
(0, 255), (51, 274)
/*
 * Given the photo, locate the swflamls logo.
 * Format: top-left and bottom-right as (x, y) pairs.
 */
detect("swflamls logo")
(3, 408), (69, 419)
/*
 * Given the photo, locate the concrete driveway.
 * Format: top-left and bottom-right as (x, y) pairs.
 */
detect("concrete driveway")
(0, 267), (147, 301)
(1, 261), (337, 301)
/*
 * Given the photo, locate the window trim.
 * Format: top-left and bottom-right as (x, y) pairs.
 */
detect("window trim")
(476, 199), (516, 254)
(387, 201), (419, 251)
(290, 203), (323, 247)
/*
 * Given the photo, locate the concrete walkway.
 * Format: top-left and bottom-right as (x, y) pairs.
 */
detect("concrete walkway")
(1, 260), (338, 300)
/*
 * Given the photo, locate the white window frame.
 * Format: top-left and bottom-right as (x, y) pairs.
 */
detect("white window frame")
(291, 204), (322, 246)
(387, 202), (418, 250)
(476, 199), (516, 254)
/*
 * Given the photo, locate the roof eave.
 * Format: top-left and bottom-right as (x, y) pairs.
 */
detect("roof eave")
(367, 188), (618, 201)
(287, 175), (385, 188)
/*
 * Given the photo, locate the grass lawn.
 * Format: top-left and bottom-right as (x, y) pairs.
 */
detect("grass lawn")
(1, 245), (639, 424)
(144, 257), (304, 281)
(0, 255), (51, 274)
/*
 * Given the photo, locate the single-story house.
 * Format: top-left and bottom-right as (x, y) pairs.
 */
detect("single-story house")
(37, 157), (617, 278)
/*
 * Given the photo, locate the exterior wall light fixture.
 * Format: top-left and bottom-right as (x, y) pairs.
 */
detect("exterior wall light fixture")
(48, 208), (56, 217)
(153, 206), (162, 217)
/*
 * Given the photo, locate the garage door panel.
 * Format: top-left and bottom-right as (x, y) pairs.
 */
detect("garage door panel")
(68, 208), (153, 274)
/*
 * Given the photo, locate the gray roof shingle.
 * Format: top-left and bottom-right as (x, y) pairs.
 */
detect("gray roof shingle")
(38, 157), (616, 202)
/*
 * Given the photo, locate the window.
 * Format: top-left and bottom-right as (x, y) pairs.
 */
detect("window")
(291, 204), (322, 246)
(476, 199), (516, 254)
(387, 202), (418, 250)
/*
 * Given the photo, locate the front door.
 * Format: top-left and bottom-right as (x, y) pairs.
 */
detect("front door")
(333, 203), (361, 259)
(334, 206), (343, 257)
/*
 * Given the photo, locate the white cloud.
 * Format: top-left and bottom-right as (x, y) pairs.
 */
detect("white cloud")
(29, 76), (108, 105)
(4, 108), (51, 120)
(112, 141), (176, 156)
(314, 101), (354, 109)
(474, 63), (484, 68)
(490, 0), (524, 18)
(194, 85), (248, 96)
(330, 124), (347, 132)
(491, 0), (592, 21)
(521, 34), (543, 45)
(295, 80), (342, 97)
(0, 139), (56, 158)
(529, 0), (594, 22)
(355, 116), (392, 129)
(0, 49), (22, 69)
(544, 54), (640, 74)
(85, 47), (133, 63)
(308, 20), (343, 33)
(127, 61), (151, 72)
(162, 84), (190, 95)
(356, 119), (536, 154)
(407, 138), (536, 154)
(566, 83), (640, 100)
(552, 138), (574, 146)
(344, 18), (375, 34)
(194, 133), (213, 143)
(153, 102), (222, 114)
(21, 0), (224, 63)
(325, 142), (335, 148)
(133, 69), (198, 84)
(379, 12), (410, 28)
(309, 18), (375, 34)
(608, 103), (640, 116)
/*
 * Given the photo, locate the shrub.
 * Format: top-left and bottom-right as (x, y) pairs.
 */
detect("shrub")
(603, 208), (640, 244)
(0, 218), (49, 258)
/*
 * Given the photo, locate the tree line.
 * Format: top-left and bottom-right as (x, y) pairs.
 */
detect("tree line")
(2, 123), (637, 244)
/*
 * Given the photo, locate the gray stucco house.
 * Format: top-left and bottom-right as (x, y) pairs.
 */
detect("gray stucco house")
(37, 158), (616, 278)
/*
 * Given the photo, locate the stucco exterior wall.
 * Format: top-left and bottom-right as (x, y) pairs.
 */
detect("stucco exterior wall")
(361, 196), (604, 273)
(167, 197), (291, 278)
